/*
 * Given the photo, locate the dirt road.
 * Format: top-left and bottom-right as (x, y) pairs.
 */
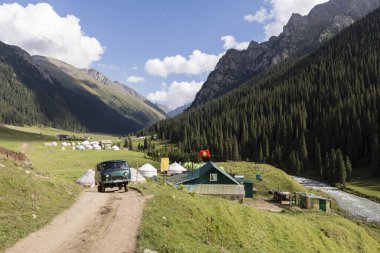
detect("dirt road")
(6, 188), (148, 253)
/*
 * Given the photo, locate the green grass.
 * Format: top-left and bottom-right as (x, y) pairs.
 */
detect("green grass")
(134, 182), (380, 253)
(0, 125), (159, 180)
(0, 158), (81, 251)
(346, 178), (380, 203)
(220, 162), (306, 196)
(0, 125), (160, 250)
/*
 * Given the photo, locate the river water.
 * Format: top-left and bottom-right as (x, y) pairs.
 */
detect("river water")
(293, 176), (380, 225)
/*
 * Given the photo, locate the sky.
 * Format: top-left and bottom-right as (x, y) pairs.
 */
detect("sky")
(0, 0), (328, 110)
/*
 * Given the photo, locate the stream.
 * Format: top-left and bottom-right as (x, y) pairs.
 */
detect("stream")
(293, 176), (380, 225)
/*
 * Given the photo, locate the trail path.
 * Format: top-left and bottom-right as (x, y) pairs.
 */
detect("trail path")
(293, 176), (380, 225)
(6, 188), (147, 253)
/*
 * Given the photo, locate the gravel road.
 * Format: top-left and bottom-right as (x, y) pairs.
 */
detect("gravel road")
(6, 188), (147, 253)
(293, 176), (380, 225)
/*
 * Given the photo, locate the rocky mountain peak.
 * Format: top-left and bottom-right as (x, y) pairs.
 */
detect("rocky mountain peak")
(82, 68), (109, 85)
(190, 0), (380, 108)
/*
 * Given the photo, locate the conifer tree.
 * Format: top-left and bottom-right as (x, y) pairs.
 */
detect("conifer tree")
(314, 139), (323, 178)
(336, 149), (347, 187)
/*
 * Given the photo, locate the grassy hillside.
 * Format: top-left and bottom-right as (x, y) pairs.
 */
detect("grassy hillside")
(0, 158), (81, 251)
(32, 56), (166, 127)
(220, 162), (305, 195)
(134, 182), (380, 253)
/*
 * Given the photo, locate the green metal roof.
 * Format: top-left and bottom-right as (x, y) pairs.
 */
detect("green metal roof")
(167, 161), (240, 185)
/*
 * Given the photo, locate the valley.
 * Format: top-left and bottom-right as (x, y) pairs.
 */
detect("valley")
(1, 0), (380, 252)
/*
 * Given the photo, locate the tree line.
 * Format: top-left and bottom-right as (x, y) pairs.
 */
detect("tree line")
(140, 8), (380, 184)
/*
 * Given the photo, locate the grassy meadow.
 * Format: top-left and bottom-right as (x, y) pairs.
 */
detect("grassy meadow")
(0, 125), (158, 250)
(134, 181), (380, 253)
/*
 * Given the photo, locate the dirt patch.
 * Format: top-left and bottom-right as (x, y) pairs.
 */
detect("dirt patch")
(5, 188), (148, 253)
(0, 146), (31, 164)
(246, 197), (283, 212)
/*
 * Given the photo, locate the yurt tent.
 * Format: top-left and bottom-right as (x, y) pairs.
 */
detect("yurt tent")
(111, 145), (120, 151)
(138, 163), (158, 178)
(168, 162), (187, 175)
(93, 144), (101, 150)
(81, 140), (90, 146)
(76, 169), (95, 187)
(130, 168), (146, 183)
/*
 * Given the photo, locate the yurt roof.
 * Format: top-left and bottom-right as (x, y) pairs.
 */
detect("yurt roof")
(138, 163), (157, 172)
(169, 162), (187, 172)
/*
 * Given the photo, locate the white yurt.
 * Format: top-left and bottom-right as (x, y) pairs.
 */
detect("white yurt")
(93, 144), (101, 150)
(138, 163), (158, 178)
(76, 169), (95, 187)
(168, 162), (187, 175)
(51, 142), (58, 146)
(111, 145), (120, 151)
(81, 140), (90, 146)
(62, 142), (68, 147)
(130, 168), (146, 183)
(76, 145), (85, 151)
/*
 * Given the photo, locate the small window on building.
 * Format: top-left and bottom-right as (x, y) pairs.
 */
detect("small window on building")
(210, 173), (217, 182)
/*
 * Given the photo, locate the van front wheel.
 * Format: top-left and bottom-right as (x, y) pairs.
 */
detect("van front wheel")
(124, 183), (128, 192)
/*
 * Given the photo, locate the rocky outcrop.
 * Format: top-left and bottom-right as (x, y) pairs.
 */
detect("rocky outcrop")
(191, 0), (380, 108)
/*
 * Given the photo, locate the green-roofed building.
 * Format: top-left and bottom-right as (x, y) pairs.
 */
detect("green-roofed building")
(167, 161), (253, 202)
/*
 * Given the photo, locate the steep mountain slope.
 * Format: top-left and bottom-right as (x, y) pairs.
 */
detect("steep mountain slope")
(191, 0), (380, 108)
(0, 42), (159, 134)
(143, 7), (380, 180)
(32, 56), (166, 127)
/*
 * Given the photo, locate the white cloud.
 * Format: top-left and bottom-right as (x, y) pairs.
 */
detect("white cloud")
(145, 50), (222, 77)
(147, 81), (203, 109)
(126, 75), (145, 83)
(221, 35), (249, 50)
(245, 0), (329, 40)
(244, 7), (272, 23)
(0, 3), (104, 68)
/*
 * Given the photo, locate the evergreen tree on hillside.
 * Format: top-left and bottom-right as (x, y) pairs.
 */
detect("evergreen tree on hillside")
(314, 139), (323, 178)
(336, 149), (347, 187)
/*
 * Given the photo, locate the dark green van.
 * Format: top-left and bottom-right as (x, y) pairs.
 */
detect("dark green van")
(95, 160), (131, 192)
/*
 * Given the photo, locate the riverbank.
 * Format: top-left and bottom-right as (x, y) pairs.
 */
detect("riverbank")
(293, 176), (380, 225)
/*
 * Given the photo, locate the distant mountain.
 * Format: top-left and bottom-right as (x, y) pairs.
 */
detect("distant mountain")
(191, 0), (380, 108)
(167, 103), (191, 117)
(155, 103), (171, 114)
(32, 56), (166, 129)
(0, 43), (165, 134)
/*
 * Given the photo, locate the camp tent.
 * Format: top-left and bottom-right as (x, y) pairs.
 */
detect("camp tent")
(168, 162), (187, 175)
(130, 168), (146, 183)
(138, 163), (158, 178)
(111, 145), (120, 151)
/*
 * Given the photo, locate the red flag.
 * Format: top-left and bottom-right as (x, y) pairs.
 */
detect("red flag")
(199, 149), (211, 158)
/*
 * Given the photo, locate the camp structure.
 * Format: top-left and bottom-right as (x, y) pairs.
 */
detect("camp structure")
(130, 168), (146, 183)
(273, 191), (291, 204)
(168, 162), (187, 175)
(100, 140), (113, 149)
(167, 161), (248, 202)
(111, 145), (120, 151)
(138, 163), (158, 178)
(292, 192), (331, 212)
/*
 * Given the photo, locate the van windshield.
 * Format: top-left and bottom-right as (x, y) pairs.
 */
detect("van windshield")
(100, 162), (129, 171)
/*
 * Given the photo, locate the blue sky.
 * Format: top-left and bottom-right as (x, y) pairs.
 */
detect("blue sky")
(0, 0), (327, 109)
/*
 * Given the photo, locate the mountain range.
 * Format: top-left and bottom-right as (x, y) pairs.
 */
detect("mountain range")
(190, 0), (380, 108)
(0, 44), (165, 134)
